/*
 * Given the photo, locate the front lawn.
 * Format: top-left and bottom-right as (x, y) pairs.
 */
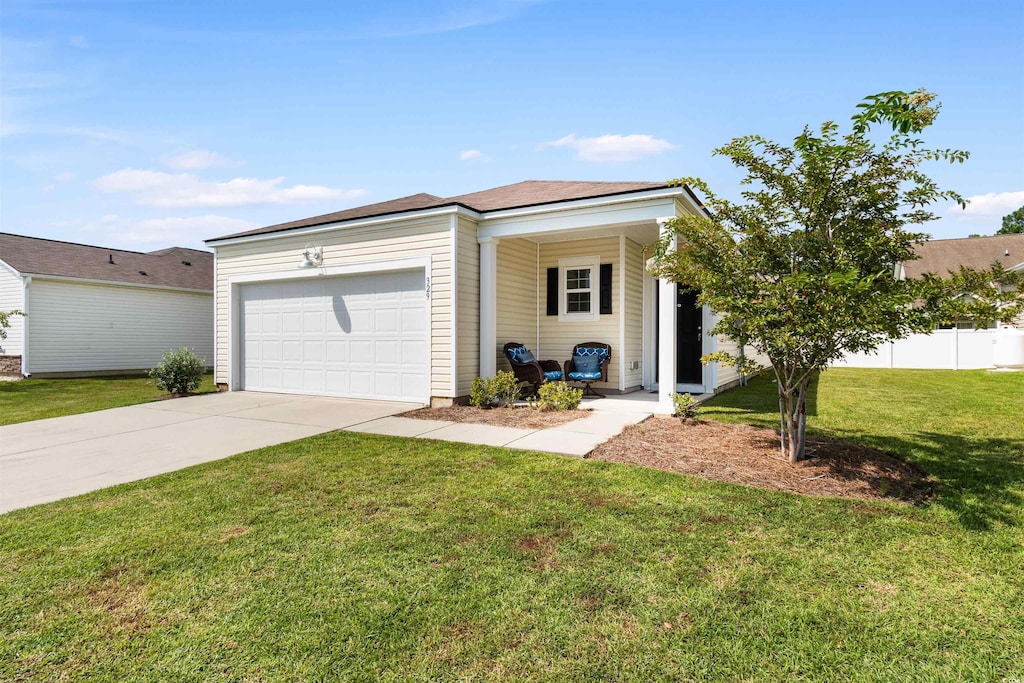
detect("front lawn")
(1, 369), (1021, 681)
(0, 373), (216, 425)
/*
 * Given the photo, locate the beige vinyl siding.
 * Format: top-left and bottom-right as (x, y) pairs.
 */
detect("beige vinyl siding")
(538, 237), (621, 390)
(623, 238), (644, 389)
(27, 279), (213, 373)
(214, 215), (454, 397)
(455, 216), (480, 395)
(495, 238), (538, 372)
(714, 330), (742, 389)
(0, 262), (24, 357)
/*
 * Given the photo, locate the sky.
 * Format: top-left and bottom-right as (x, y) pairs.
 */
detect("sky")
(1, 0), (1022, 252)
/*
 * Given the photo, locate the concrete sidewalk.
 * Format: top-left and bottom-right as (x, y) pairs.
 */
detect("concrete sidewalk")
(350, 408), (652, 457)
(0, 392), (415, 514)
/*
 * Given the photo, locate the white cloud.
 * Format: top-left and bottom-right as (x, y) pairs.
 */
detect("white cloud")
(167, 149), (240, 170)
(54, 171), (74, 182)
(112, 215), (258, 249)
(539, 133), (675, 162)
(946, 190), (1024, 221)
(93, 168), (365, 208)
(459, 149), (485, 161)
(42, 184), (54, 193)
(69, 36), (89, 49)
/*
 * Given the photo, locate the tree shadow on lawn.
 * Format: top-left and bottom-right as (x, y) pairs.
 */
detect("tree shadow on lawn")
(821, 428), (1024, 531)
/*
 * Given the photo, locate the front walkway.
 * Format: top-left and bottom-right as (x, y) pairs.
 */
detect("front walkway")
(351, 393), (661, 456)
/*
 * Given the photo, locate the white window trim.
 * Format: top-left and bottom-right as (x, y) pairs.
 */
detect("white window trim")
(558, 255), (600, 322)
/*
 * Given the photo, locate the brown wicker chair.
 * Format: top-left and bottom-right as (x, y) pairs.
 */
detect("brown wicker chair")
(502, 342), (564, 396)
(563, 342), (611, 398)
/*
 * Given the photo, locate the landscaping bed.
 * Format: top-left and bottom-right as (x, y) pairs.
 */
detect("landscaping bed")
(403, 404), (589, 429)
(589, 417), (931, 502)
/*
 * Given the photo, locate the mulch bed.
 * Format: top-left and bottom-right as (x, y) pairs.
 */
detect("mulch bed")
(589, 418), (932, 502)
(402, 405), (588, 430)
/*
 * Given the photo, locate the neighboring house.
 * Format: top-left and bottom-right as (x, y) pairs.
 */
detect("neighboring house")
(837, 233), (1024, 370)
(205, 180), (750, 413)
(0, 233), (214, 376)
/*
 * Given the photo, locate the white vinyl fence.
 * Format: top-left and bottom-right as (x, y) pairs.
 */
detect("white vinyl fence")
(834, 328), (995, 370)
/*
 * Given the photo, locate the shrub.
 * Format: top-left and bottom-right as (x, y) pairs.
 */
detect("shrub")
(490, 370), (521, 407)
(470, 371), (522, 408)
(532, 381), (583, 411)
(150, 347), (205, 395)
(673, 392), (701, 420)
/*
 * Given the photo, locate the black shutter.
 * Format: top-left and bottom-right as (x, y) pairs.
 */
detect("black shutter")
(599, 263), (613, 314)
(546, 267), (558, 316)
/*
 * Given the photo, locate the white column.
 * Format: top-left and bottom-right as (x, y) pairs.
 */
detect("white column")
(657, 218), (677, 414)
(479, 236), (499, 378)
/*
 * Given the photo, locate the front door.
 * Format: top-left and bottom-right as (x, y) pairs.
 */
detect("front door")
(675, 286), (703, 384)
(654, 283), (704, 388)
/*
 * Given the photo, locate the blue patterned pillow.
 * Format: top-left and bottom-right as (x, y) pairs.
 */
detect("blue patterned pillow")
(576, 346), (608, 361)
(509, 346), (534, 363)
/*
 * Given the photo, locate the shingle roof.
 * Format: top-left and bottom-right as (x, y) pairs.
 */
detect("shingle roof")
(208, 180), (672, 242)
(904, 234), (1024, 279)
(0, 233), (214, 291)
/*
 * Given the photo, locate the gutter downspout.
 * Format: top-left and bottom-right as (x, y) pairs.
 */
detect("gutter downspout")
(21, 276), (31, 376)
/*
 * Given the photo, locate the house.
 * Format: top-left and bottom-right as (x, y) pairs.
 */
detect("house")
(836, 233), (1024, 370)
(205, 180), (753, 414)
(0, 233), (214, 377)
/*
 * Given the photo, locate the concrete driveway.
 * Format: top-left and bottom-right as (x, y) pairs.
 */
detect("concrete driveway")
(0, 392), (417, 514)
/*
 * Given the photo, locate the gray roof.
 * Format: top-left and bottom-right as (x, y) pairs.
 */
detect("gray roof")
(905, 234), (1024, 279)
(208, 180), (671, 242)
(0, 233), (213, 291)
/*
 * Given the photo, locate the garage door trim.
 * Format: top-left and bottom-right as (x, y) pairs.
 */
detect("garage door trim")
(226, 256), (432, 401)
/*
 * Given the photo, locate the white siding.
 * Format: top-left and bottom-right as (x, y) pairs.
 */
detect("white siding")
(495, 238), (538, 373)
(27, 279), (214, 373)
(0, 263), (24, 357)
(623, 238), (644, 389)
(456, 216), (480, 396)
(214, 215), (454, 397)
(538, 237), (622, 391)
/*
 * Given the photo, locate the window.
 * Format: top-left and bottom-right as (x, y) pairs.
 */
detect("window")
(558, 257), (599, 321)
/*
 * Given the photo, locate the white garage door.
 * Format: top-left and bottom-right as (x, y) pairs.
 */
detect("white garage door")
(239, 270), (428, 402)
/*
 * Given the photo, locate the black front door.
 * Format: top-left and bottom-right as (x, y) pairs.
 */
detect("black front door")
(676, 286), (703, 384)
(654, 284), (704, 386)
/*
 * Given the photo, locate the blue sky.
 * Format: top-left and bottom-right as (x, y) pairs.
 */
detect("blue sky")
(2, 0), (1022, 251)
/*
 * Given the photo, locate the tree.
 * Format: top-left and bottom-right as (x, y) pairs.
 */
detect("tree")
(650, 90), (1024, 463)
(998, 206), (1024, 234)
(0, 310), (21, 341)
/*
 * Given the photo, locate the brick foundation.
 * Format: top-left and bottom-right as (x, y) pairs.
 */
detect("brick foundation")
(0, 355), (22, 374)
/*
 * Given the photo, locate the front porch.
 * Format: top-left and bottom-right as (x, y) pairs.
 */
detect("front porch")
(476, 194), (721, 415)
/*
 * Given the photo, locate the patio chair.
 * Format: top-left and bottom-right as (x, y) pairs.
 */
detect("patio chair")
(503, 342), (564, 396)
(564, 342), (611, 398)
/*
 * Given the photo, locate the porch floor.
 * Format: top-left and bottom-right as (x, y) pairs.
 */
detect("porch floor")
(578, 390), (712, 413)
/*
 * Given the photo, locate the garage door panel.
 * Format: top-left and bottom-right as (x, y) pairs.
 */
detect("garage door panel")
(240, 270), (427, 401)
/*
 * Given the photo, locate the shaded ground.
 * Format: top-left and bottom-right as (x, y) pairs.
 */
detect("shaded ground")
(590, 418), (931, 502)
(404, 404), (587, 429)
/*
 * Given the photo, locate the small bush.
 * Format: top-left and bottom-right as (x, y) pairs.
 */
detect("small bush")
(673, 392), (701, 420)
(150, 347), (205, 395)
(470, 376), (494, 408)
(532, 381), (583, 411)
(471, 371), (522, 408)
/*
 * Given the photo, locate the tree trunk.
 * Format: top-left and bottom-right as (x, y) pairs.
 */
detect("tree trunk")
(777, 374), (810, 464)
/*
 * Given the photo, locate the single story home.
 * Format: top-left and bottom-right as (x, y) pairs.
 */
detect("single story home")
(836, 233), (1024, 370)
(0, 233), (214, 376)
(205, 180), (753, 414)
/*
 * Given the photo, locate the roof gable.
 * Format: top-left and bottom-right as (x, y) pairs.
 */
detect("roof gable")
(0, 233), (213, 291)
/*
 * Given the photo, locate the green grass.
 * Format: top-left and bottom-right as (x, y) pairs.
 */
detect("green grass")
(0, 373), (215, 425)
(1, 369), (1022, 681)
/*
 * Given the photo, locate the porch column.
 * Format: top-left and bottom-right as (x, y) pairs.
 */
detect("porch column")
(479, 236), (499, 377)
(657, 218), (677, 414)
